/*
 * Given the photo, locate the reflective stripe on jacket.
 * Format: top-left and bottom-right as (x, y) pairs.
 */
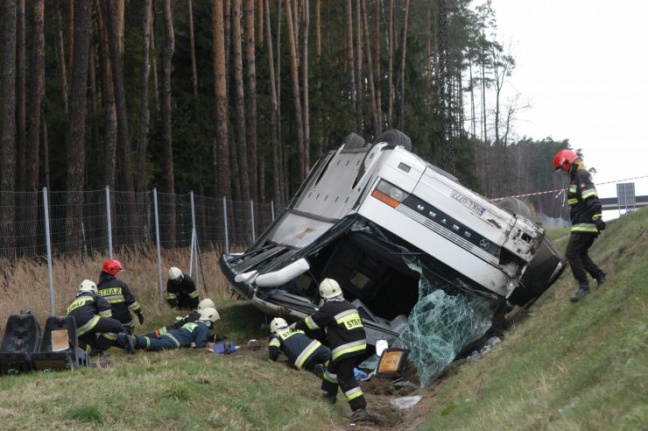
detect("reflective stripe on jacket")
(296, 300), (366, 363)
(568, 167), (602, 234)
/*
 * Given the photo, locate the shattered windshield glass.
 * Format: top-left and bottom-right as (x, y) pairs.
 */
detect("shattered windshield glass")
(393, 257), (499, 388)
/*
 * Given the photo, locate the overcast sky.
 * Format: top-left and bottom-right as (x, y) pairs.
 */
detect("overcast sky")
(489, 0), (648, 217)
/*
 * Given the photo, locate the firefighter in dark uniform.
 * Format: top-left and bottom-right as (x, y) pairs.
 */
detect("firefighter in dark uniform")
(97, 259), (144, 335)
(166, 266), (200, 310)
(294, 278), (369, 422)
(145, 298), (215, 338)
(268, 317), (331, 375)
(554, 149), (607, 302)
(66, 279), (134, 354)
(115, 307), (219, 351)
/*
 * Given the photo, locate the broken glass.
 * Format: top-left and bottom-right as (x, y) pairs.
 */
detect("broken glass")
(394, 257), (499, 388)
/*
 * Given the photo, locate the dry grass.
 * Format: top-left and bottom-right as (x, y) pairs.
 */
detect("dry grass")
(0, 246), (232, 334)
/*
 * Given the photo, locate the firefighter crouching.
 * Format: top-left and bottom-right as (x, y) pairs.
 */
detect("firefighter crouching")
(166, 266), (200, 310)
(268, 317), (331, 376)
(294, 278), (370, 422)
(97, 259), (145, 335)
(66, 279), (135, 355)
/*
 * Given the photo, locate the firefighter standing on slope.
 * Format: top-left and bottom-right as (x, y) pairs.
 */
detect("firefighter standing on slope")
(268, 317), (331, 376)
(554, 149), (607, 302)
(294, 278), (369, 422)
(166, 266), (200, 310)
(97, 259), (145, 335)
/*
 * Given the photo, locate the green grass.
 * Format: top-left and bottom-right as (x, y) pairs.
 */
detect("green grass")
(1, 209), (647, 430)
(419, 208), (648, 431)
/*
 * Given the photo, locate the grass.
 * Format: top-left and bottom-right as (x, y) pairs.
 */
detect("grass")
(418, 208), (648, 431)
(1, 209), (647, 430)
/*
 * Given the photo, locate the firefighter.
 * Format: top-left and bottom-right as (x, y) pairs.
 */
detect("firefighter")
(145, 297), (216, 338)
(294, 278), (369, 422)
(554, 149), (607, 302)
(268, 317), (331, 376)
(115, 307), (219, 352)
(97, 258), (144, 335)
(66, 279), (135, 355)
(166, 266), (200, 310)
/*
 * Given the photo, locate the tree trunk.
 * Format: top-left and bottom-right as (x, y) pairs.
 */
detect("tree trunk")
(16, 0), (26, 192)
(160, 0), (175, 194)
(399, 0), (410, 130)
(55, 3), (68, 115)
(105, 0), (135, 197)
(232, 0), (250, 204)
(213, 0), (230, 198)
(373, 0), (382, 135)
(354, 0), (363, 132)
(315, 0), (321, 58)
(160, 0), (176, 245)
(263, 0), (281, 206)
(0, 0), (18, 257)
(256, 0), (263, 44)
(65, 0), (92, 254)
(301, 0), (310, 169)
(387, 0), (394, 127)
(243, 0), (258, 202)
(345, 0), (356, 116)
(88, 38), (100, 179)
(117, 0), (125, 52)
(224, 0), (241, 202)
(285, 0), (306, 180)
(360, 0), (379, 138)
(136, 0), (152, 192)
(275, 0), (287, 204)
(188, 0), (198, 96)
(96, 0), (117, 190)
(25, 0), (45, 252)
(150, 3), (159, 111)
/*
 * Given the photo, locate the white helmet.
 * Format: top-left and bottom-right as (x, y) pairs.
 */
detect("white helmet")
(79, 279), (98, 293)
(319, 278), (342, 299)
(168, 267), (183, 281)
(270, 317), (289, 333)
(197, 298), (215, 311)
(199, 307), (220, 323)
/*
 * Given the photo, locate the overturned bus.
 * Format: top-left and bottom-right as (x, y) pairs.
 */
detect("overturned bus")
(219, 129), (565, 384)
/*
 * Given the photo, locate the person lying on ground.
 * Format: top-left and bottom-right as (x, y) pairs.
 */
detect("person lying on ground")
(145, 298), (216, 337)
(115, 307), (219, 352)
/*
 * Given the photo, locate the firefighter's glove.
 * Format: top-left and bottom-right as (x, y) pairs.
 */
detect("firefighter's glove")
(594, 218), (606, 232)
(136, 311), (145, 325)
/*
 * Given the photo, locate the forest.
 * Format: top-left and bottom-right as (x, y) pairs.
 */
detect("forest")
(0, 0), (572, 256)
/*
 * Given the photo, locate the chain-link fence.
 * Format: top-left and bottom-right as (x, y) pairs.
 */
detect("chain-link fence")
(0, 187), (277, 261)
(1, 185), (573, 263)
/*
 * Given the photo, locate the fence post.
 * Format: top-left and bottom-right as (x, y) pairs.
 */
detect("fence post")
(271, 200), (275, 221)
(153, 188), (164, 300)
(43, 187), (56, 315)
(250, 200), (256, 243)
(223, 196), (229, 254)
(189, 191), (196, 283)
(105, 186), (113, 258)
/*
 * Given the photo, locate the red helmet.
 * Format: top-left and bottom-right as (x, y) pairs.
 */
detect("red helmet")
(102, 259), (123, 276)
(553, 149), (579, 173)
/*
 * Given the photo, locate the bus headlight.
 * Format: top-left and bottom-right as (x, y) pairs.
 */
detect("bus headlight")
(371, 180), (409, 208)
